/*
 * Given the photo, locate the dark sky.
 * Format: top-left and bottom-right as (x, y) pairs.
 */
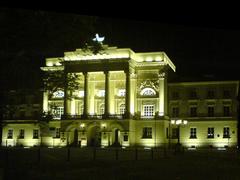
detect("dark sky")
(1, 7), (240, 90)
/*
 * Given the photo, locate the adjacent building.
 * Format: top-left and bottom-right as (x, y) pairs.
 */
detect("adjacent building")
(1, 45), (239, 148)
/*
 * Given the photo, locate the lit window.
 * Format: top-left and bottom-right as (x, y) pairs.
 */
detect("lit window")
(207, 127), (214, 138)
(143, 105), (154, 117)
(190, 128), (197, 139)
(140, 88), (156, 96)
(19, 129), (24, 139)
(33, 129), (39, 139)
(53, 90), (64, 98)
(142, 127), (152, 138)
(223, 127), (230, 138)
(54, 107), (64, 119)
(74, 90), (84, 97)
(7, 129), (13, 139)
(98, 90), (105, 97)
(119, 104), (125, 114)
(118, 89), (126, 96)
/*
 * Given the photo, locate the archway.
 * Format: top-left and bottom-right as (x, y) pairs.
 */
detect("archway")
(73, 129), (78, 147)
(87, 126), (101, 147)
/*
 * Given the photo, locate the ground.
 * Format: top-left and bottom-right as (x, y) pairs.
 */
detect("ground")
(0, 147), (239, 179)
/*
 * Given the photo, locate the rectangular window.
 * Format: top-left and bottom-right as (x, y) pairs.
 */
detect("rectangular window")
(143, 105), (154, 117)
(56, 107), (64, 118)
(190, 90), (197, 99)
(56, 128), (60, 138)
(142, 127), (152, 138)
(223, 106), (230, 116)
(208, 106), (214, 117)
(190, 128), (197, 139)
(7, 129), (13, 139)
(190, 107), (197, 117)
(207, 127), (214, 138)
(118, 89), (126, 97)
(123, 135), (128, 141)
(33, 129), (39, 139)
(172, 92), (179, 99)
(19, 129), (25, 139)
(172, 128), (179, 139)
(207, 90), (215, 99)
(223, 127), (230, 138)
(223, 90), (230, 98)
(172, 107), (179, 117)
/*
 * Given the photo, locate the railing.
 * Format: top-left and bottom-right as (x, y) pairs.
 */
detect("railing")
(61, 114), (124, 120)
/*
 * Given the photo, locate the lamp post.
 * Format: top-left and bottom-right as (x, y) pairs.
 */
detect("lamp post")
(171, 119), (188, 146)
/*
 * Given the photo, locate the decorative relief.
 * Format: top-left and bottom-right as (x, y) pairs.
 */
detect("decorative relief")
(139, 80), (159, 91)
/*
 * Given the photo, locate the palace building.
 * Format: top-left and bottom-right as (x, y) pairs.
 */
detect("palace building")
(1, 43), (239, 149)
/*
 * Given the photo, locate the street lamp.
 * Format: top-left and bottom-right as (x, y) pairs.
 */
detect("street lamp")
(171, 119), (188, 145)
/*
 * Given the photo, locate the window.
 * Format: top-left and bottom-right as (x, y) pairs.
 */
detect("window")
(189, 90), (197, 99)
(56, 128), (60, 138)
(56, 107), (64, 118)
(140, 88), (156, 96)
(99, 104), (105, 115)
(208, 107), (214, 117)
(142, 127), (152, 138)
(53, 90), (64, 98)
(207, 90), (215, 99)
(78, 90), (84, 97)
(143, 105), (154, 117)
(223, 90), (230, 98)
(19, 129), (24, 139)
(33, 129), (39, 139)
(123, 134), (128, 141)
(223, 127), (230, 138)
(172, 91), (179, 99)
(7, 129), (13, 139)
(118, 89), (126, 96)
(190, 107), (197, 117)
(172, 107), (179, 117)
(190, 128), (197, 139)
(119, 104), (125, 115)
(223, 106), (230, 116)
(98, 90), (105, 97)
(207, 127), (214, 138)
(172, 128), (179, 139)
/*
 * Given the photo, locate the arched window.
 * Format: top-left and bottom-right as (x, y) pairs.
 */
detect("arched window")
(99, 104), (105, 115)
(119, 104), (125, 114)
(53, 90), (64, 98)
(140, 88), (156, 96)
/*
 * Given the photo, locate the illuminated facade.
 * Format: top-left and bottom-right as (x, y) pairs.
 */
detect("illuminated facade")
(1, 45), (239, 149)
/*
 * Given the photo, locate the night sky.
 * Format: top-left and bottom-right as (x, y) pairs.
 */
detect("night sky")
(1, 7), (240, 91)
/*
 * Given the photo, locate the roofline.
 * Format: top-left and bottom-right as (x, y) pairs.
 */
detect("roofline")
(168, 80), (240, 86)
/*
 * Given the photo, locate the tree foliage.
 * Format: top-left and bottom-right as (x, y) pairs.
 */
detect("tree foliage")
(43, 70), (81, 98)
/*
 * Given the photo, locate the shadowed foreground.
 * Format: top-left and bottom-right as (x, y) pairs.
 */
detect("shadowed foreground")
(0, 147), (240, 179)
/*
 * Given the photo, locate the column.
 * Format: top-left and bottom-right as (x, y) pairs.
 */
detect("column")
(125, 70), (131, 118)
(43, 90), (49, 113)
(83, 72), (89, 118)
(104, 71), (110, 117)
(159, 73), (165, 116)
(63, 71), (68, 116)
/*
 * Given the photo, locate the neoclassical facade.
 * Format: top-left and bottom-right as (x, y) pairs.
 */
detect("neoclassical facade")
(2, 45), (239, 149)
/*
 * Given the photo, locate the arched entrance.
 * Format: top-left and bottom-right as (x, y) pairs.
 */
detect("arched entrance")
(87, 126), (101, 147)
